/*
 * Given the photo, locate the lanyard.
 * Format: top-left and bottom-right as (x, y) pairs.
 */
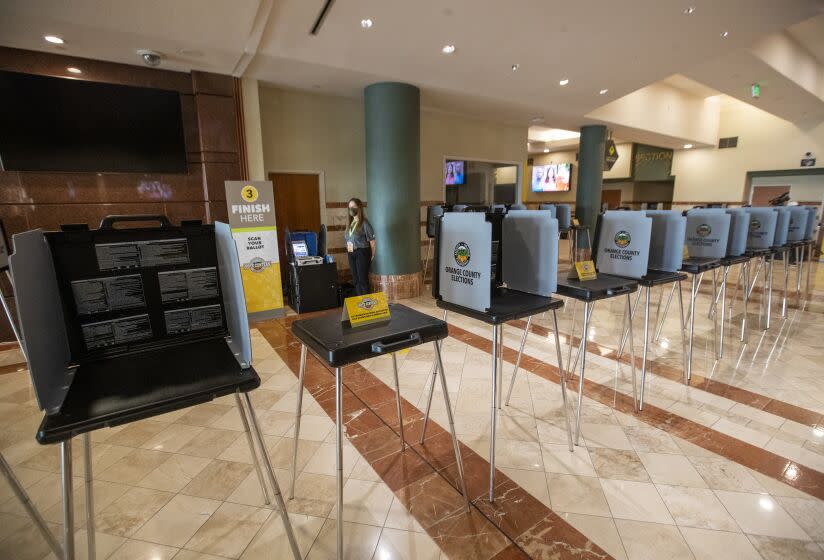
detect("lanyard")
(348, 219), (358, 237)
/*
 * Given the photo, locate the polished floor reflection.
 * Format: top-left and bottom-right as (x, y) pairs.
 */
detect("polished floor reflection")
(1, 259), (823, 559)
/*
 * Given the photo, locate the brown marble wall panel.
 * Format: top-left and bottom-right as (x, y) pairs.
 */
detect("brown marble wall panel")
(202, 162), (241, 202)
(0, 204), (33, 237)
(201, 152), (240, 164)
(196, 94), (239, 154)
(0, 47), (193, 93)
(180, 94), (201, 153)
(208, 202), (230, 224)
(163, 201), (209, 225)
(192, 71), (235, 97)
(159, 167), (206, 202)
(29, 202), (165, 231)
(0, 172), (25, 204)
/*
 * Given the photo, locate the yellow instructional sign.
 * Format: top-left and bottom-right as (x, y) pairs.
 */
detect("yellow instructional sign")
(683, 245), (690, 260)
(575, 260), (598, 281)
(342, 292), (391, 326)
(572, 217), (580, 227)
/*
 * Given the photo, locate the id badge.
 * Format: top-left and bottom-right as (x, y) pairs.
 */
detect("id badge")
(347, 242), (354, 253)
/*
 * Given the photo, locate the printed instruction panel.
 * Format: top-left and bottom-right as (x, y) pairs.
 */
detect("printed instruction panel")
(158, 267), (219, 303)
(164, 304), (223, 334)
(71, 275), (146, 315)
(81, 314), (153, 350)
(95, 239), (190, 270)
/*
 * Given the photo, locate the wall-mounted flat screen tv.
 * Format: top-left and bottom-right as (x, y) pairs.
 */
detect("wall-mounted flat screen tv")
(0, 70), (187, 173)
(444, 160), (465, 185)
(531, 163), (572, 192)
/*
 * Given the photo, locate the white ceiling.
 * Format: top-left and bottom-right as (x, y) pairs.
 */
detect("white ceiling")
(787, 12), (824, 63)
(1, 0), (824, 145)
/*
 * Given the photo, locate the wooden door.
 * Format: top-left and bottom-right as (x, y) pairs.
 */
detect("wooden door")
(751, 186), (789, 207)
(268, 173), (322, 289)
(601, 189), (622, 209)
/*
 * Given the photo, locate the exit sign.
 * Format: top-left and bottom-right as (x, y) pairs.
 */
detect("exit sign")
(751, 83), (761, 98)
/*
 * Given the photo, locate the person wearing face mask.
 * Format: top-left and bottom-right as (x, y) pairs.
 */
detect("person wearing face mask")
(344, 197), (376, 295)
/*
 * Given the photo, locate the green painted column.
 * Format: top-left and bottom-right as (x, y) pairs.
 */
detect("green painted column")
(575, 125), (607, 232)
(364, 82), (421, 276)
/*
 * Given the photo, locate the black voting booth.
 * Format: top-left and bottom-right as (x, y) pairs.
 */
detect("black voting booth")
(430, 209), (573, 503)
(9, 215), (301, 560)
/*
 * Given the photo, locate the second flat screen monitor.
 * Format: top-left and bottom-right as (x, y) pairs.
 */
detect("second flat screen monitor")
(532, 163), (571, 192)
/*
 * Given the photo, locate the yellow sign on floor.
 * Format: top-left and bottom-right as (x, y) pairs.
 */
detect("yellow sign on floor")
(342, 291), (391, 326)
(575, 260), (598, 281)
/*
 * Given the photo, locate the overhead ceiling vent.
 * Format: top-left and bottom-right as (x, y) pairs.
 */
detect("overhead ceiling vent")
(718, 136), (738, 149)
(310, 0), (336, 35)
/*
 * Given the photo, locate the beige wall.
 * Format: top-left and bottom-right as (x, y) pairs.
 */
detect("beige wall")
(258, 86), (527, 204)
(259, 87), (367, 202)
(672, 101), (824, 203)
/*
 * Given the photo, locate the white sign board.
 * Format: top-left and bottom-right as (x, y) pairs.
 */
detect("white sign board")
(597, 211), (652, 279)
(685, 210), (731, 258)
(438, 213), (491, 312)
(645, 210), (686, 272)
(772, 208), (790, 247)
(746, 208), (778, 249)
(787, 207), (809, 242)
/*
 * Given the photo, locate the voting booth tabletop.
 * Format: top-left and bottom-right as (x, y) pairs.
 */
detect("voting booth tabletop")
(680, 257), (722, 274)
(37, 339), (259, 444)
(635, 269), (688, 287)
(720, 254), (750, 267)
(436, 288), (563, 325)
(556, 273), (638, 302)
(291, 303), (447, 367)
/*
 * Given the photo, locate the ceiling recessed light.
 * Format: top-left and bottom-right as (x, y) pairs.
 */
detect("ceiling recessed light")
(442, 44), (456, 54)
(511, 64), (519, 71)
(360, 18), (373, 28)
(543, 148), (550, 153)
(66, 67), (82, 74)
(530, 116), (544, 123)
(684, 144), (693, 149)
(720, 30), (729, 38)
(44, 35), (64, 44)
(559, 78), (569, 86)
(599, 88), (609, 95)
(683, 6), (696, 15)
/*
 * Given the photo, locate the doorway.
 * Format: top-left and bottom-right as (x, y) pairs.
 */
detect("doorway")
(751, 186), (790, 206)
(601, 189), (622, 210)
(268, 172), (322, 291)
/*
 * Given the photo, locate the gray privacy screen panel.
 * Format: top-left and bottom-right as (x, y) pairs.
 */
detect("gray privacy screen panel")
(773, 208), (790, 246)
(438, 212), (491, 312)
(597, 211), (652, 279)
(804, 207), (817, 239)
(538, 204), (557, 218)
(645, 210), (686, 272)
(9, 230), (75, 413)
(787, 206), (809, 242)
(556, 205), (572, 229)
(746, 208), (778, 249)
(685, 210), (731, 258)
(502, 210), (558, 296)
(215, 221), (252, 369)
(724, 208), (749, 256)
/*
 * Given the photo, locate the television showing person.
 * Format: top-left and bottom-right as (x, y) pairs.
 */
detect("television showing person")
(452, 162), (464, 184)
(532, 166), (545, 191)
(544, 165), (556, 190)
(556, 164), (570, 191)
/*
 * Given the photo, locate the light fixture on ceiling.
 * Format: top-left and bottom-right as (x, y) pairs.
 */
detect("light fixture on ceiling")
(559, 78), (569, 86)
(720, 30), (729, 38)
(511, 64), (519, 71)
(44, 35), (64, 44)
(442, 44), (456, 54)
(599, 88), (609, 95)
(684, 144), (693, 149)
(66, 67), (82, 74)
(360, 18), (373, 28)
(543, 148), (550, 153)
(530, 116), (544, 123)
(683, 6), (696, 15)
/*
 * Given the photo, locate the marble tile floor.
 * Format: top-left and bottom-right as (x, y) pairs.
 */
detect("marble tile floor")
(1, 258), (823, 559)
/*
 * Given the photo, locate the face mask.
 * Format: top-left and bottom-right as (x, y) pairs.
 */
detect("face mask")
(349, 208), (357, 217)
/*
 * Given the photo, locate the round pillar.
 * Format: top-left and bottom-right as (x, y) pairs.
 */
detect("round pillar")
(575, 125), (607, 233)
(364, 82), (421, 299)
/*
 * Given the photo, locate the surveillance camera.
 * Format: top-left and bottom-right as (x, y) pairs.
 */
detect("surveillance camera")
(137, 50), (162, 67)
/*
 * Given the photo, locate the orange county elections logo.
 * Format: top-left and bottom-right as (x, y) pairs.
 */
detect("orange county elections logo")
(750, 218), (761, 232)
(242, 185), (259, 203)
(697, 224), (712, 237)
(453, 242), (471, 267)
(357, 297), (378, 311)
(614, 230), (631, 248)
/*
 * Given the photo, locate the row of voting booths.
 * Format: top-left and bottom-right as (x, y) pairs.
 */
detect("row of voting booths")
(427, 202), (818, 503)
